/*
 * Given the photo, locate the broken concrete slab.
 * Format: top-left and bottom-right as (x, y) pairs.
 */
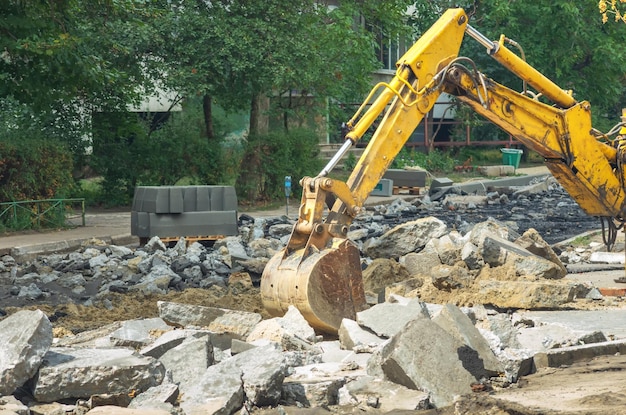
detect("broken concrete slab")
(234, 346), (287, 407)
(30, 347), (165, 402)
(282, 362), (366, 408)
(157, 301), (261, 340)
(180, 344), (286, 413)
(515, 309), (626, 340)
(109, 317), (171, 348)
(356, 299), (429, 338)
(338, 318), (384, 352)
(338, 375), (430, 411)
(85, 406), (171, 415)
(128, 383), (179, 410)
(533, 338), (626, 369)
(476, 280), (578, 309)
(432, 304), (503, 378)
(361, 258), (410, 297)
(0, 395), (29, 415)
(139, 328), (210, 359)
(517, 323), (607, 351)
(364, 217), (447, 259)
(246, 306), (318, 350)
(515, 228), (566, 275)
(589, 251), (625, 264)
(376, 316), (477, 408)
(158, 335), (213, 393)
(0, 309), (53, 396)
(400, 243), (442, 275)
(178, 363), (244, 415)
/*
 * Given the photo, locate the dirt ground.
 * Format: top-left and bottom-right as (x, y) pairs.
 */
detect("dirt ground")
(5, 283), (269, 335)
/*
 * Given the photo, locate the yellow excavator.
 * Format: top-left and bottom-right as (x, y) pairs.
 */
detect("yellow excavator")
(261, 8), (626, 334)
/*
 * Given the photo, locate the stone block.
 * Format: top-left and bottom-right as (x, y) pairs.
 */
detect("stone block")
(0, 310), (53, 396)
(356, 299), (429, 338)
(195, 186), (211, 211)
(371, 179), (393, 196)
(338, 318), (384, 352)
(377, 316), (476, 408)
(146, 211), (238, 238)
(430, 177), (454, 189)
(432, 304), (503, 378)
(182, 186), (197, 212)
(533, 339), (626, 369)
(31, 347), (165, 402)
(134, 187), (171, 213)
(383, 169), (427, 187)
(477, 165), (515, 177)
(169, 186), (184, 213)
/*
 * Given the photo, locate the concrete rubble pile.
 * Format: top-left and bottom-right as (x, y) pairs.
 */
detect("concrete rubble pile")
(1, 176), (626, 414)
(3, 296), (626, 414)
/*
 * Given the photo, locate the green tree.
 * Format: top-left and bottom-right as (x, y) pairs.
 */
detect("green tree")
(461, 0), (626, 129)
(0, 0), (166, 178)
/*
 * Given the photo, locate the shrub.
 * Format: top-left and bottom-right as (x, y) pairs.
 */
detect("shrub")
(235, 128), (324, 203)
(0, 139), (74, 201)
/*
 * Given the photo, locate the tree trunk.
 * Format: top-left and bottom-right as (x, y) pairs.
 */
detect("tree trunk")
(235, 93), (270, 202)
(202, 94), (214, 141)
(249, 93), (269, 136)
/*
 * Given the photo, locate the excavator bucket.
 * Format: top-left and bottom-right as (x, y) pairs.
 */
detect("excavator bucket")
(261, 237), (367, 334)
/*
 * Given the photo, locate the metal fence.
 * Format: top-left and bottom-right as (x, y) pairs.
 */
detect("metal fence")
(0, 198), (85, 231)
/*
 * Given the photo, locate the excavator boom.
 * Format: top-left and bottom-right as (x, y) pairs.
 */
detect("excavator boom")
(261, 8), (626, 334)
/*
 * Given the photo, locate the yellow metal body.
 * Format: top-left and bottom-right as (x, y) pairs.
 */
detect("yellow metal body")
(261, 8), (626, 333)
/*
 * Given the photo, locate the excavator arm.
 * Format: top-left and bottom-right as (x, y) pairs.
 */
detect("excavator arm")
(261, 8), (626, 333)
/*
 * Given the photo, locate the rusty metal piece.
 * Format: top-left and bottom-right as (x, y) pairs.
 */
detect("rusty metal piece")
(261, 238), (367, 334)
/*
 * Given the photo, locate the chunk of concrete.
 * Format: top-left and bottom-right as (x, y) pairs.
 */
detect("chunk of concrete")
(109, 318), (171, 348)
(282, 362), (366, 408)
(517, 323), (607, 351)
(515, 228), (566, 276)
(477, 280), (578, 309)
(364, 217), (447, 259)
(247, 306), (317, 350)
(86, 407), (171, 415)
(361, 258), (410, 297)
(158, 301), (261, 339)
(0, 395), (29, 415)
(400, 244), (442, 275)
(129, 383), (179, 410)
(0, 309), (53, 395)
(140, 329), (211, 359)
(338, 319), (384, 352)
(356, 299), (429, 338)
(377, 317), (476, 408)
(178, 364), (243, 415)
(533, 339), (626, 369)
(158, 335), (213, 393)
(338, 376), (430, 411)
(432, 304), (504, 378)
(180, 345), (286, 413)
(31, 347), (165, 402)
(477, 165), (514, 177)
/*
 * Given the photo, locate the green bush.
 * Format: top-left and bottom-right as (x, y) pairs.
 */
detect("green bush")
(235, 128), (324, 203)
(90, 105), (239, 207)
(391, 147), (456, 172)
(0, 139), (75, 201)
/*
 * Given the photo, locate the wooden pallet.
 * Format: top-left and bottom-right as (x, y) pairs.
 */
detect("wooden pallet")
(160, 235), (225, 245)
(392, 186), (421, 195)
(139, 235), (225, 246)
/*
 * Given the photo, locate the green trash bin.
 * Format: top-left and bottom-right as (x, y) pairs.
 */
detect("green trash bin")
(501, 148), (523, 169)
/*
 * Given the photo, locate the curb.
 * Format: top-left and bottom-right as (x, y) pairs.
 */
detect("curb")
(9, 234), (139, 262)
(533, 339), (626, 369)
